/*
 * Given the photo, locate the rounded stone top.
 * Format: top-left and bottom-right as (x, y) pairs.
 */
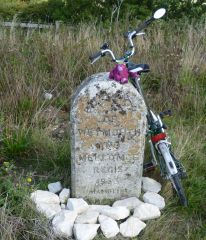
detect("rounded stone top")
(70, 72), (147, 201)
(71, 72), (146, 115)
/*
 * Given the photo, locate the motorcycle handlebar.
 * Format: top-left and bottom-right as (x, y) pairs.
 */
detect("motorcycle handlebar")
(89, 9), (164, 64)
(89, 49), (116, 64)
(133, 17), (154, 38)
(89, 51), (102, 63)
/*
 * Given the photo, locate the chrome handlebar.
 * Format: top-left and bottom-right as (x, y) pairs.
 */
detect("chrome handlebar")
(89, 32), (145, 64)
(89, 8), (166, 64)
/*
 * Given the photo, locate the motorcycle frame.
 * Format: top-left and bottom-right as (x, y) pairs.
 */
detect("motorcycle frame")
(130, 75), (179, 179)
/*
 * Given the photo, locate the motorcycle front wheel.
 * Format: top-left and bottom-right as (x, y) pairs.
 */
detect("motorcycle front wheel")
(158, 142), (188, 206)
(171, 173), (188, 207)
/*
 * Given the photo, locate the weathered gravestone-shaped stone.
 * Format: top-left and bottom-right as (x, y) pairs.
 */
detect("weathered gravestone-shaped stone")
(71, 73), (147, 201)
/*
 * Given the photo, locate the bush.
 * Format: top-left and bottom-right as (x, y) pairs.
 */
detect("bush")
(20, 0), (67, 23)
(1, 0), (205, 24)
(0, 0), (26, 21)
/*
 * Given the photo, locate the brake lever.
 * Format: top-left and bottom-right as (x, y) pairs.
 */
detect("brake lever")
(90, 55), (102, 64)
(136, 32), (145, 36)
(132, 32), (145, 39)
(100, 43), (109, 50)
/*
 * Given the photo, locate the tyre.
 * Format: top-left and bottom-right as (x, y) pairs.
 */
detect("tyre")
(170, 151), (187, 178)
(157, 142), (188, 206)
(171, 173), (188, 207)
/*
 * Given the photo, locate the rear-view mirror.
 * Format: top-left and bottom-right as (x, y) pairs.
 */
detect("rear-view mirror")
(153, 8), (166, 19)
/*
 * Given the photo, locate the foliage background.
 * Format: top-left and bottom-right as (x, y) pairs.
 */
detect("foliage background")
(0, 0), (206, 23)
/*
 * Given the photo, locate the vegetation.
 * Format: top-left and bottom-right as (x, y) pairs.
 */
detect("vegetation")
(0, 16), (206, 240)
(0, 0), (206, 23)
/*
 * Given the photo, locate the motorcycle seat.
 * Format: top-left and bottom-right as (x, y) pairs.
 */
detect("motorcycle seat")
(127, 62), (150, 74)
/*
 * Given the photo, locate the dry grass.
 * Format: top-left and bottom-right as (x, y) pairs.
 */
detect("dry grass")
(0, 202), (59, 240)
(0, 20), (205, 118)
(0, 19), (205, 239)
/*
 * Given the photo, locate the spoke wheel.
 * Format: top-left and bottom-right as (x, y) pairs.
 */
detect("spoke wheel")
(171, 173), (188, 207)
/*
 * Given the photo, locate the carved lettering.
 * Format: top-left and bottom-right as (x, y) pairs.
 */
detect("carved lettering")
(71, 75), (146, 200)
(95, 141), (120, 150)
(78, 153), (97, 163)
(89, 188), (128, 195)
(95, 178), (112, 186)
(98, 115), (118, 123)
(78, 127), (141, 139)
(78, 153), (139, 163)
(93, 165), (123, 174)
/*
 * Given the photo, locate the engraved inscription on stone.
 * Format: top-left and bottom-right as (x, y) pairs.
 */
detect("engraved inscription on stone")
(71, 73), (147, 201)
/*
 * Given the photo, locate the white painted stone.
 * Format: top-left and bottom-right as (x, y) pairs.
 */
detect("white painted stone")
(133, 203), (161, 221)
(36, 202), (61, 219)
(99, 206), (130, 220)
(44, 92), (53, 100)
(112, 197), (143, 210)
(99, 215), (119, 238)
(59, 188), (70, 203)
(142, 177), (162, 193)
(61, 204), (66, 209)
(143, 191), (166, 210)
(75, 211), (99, 224)
(48, 181), (63, 193)
(52, 210), (77, 237)
(30, 190), (60, 204)
(87, 205), (110, 213)
(120, 216), (146, 237)
(67, 198), (89, 214)
(71, 73), (147, 201)
(73, 224), (100, 240)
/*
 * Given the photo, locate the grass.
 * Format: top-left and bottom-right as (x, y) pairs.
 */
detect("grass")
(0, 19), (206, 239)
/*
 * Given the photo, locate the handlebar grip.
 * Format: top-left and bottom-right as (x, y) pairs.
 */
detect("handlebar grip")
(135, 18), (153, 34)
(135, 25), (146, 35)
(132, 33), (137, 39)
(124, 31), (130, 38)
(89, 51), (102, 63)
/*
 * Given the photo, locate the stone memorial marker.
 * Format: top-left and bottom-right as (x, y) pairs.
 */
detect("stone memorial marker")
(71, 72), (147, 201)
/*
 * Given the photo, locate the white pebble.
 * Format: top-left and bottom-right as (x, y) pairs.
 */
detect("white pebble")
(52, 210), (77, 237)
(112, 197), (143, 210)
(99, 215), (119, 238)
(142, 177), (162, 193)
(73, 224), (100, 240)
(120, 216), (146, 237)
(67, 198), (89, 214)
(75, 211), (99, 224)
(48, 181), (63, 194)
(30, 190), (60, 204)
(133, 203), (161, 221)
(100, 206), (130, 220)
(59, 188), (70, 203)
(143, 191), (165, 210)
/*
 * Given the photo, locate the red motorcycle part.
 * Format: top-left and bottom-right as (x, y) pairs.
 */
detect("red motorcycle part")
(151, 132), (167, 143)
